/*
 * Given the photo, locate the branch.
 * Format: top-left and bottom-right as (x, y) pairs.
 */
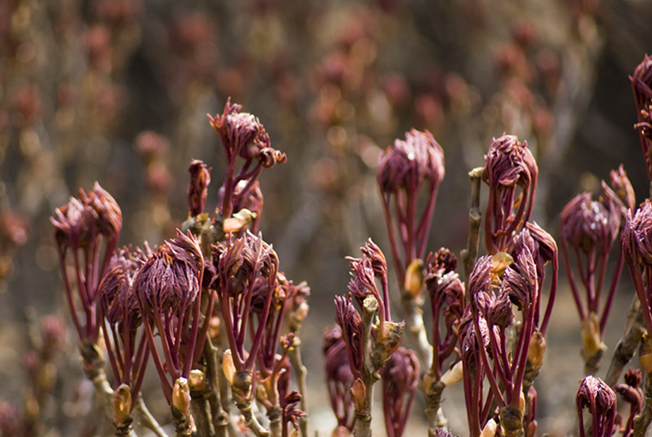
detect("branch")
(461, 167), (484, 285)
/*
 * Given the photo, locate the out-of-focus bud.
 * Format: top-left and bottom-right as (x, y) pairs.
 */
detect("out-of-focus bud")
(631, 55), (652, 182)
(350, 378), (367, 412)
(232, 370), (253, 399)
(172, 377), (191, 418)
(606, 165), (635, 213)
(189, 369), (206, 392)
(375, 321), (405, 368)
(440, 361), (464, 387)
(84, 182), (122, 242)
(208, 98), (286, 168)
(491, 252), (514, 275)
(527, 331), (546, 371)
(113, 384), (132, 426)
(560, 193), (617, 255)
(639, 334), (652, 374)
(622, 200), (652, 266)
(223, 208), (257, 233)
(480, 418), (498, 437)
(376, 129), (445, 195)
(380, 347), (419, 437)
(331, 426), (353, 437)
(209, 316), (220, 343)
(222, 349), (235, 385)
(581, 312), (606, 361)
(404, 258), (424, 297)
(187, 160), (211, 217)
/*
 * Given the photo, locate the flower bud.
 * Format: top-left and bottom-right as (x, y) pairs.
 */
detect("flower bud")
(404, 258), (424, 297)
(223, 208), (257, 233)
(232, 370), (253, 399)
(113, 383), (132, 426)
(440, 360), (464, 387)
(222, 349), (235, 385)
(639, 334), (652, 374)
(375, 320), (405, 366)
(189, 369), (206, 391)
(480, 418), (498, 437)
(527, 331), (546, 371)
(581, 312), (606, 359)
(187, 160), (211, 217)
(350, 378), (367, 412)
(172, 377), (191, 418)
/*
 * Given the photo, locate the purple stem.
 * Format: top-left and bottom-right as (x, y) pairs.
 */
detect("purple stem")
(143, 320), (173, 401)
(561, 239), (587, 321)
(539, 254), (558, 335)
(183, 262), (204, 377)
(600, 249), (624, 336)
(58, 250), (83, 338)
(381, 193), (405, 285)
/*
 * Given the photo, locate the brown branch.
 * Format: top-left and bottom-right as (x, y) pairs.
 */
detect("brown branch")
(400, 291), (432, 371)
(461, 167), (484, 285)
(288, 341), (309, 437)
(605, 296), (645, 388)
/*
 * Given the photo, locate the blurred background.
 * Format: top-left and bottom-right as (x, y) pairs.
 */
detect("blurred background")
(1, 0), (652, 435)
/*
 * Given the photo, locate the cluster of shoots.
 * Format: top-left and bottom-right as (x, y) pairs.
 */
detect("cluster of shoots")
(51, 99), (306, 437)
(48, 52), (652, 437)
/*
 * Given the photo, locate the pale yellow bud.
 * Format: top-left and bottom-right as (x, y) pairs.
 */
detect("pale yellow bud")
(491, 252), (513, 275)
(172, 377), (191, 418)
(222, 349), (235, 385)
(480, 418), (498, 437)
(351, 378), (367, 412)
(527, 331), (546, 371)
(640, 334), (652, 374)
(405, 258), (424, 297)
(113, 384), (132, 426)
(189, 369), (206, 391)
(223, 209), (257, 233)
(440, 361), (464, 387)
(581, 312), (606, 359)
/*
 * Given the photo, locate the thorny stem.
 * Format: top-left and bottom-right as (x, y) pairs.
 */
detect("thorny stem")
(354, 296), (380, 437)
(461, 167), (484, 285)
(605, 297), (645, 388)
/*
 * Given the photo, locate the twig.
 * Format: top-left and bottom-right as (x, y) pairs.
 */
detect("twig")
(231, 370), (270, 437)
(354, 296), (380, 437)
(204, 338), (231, 437)
(288, 341), (309, 437)
(190, 395), (215, 437)
(634, 339), (652, 437)
(461, 167), (484, 285)
(400, 291), (432, 371)
(134, 396), (169, 437)
(424, 380), (446, 437)
(605, 296), (645, 388)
